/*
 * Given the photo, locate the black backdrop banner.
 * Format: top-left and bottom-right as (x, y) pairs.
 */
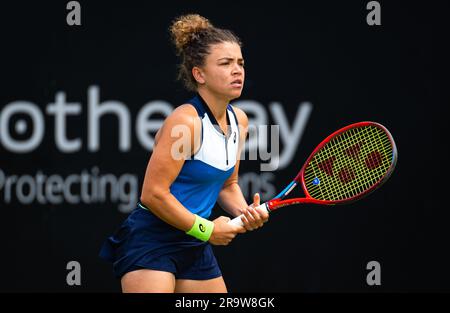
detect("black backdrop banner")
(0, 0), (449, 292)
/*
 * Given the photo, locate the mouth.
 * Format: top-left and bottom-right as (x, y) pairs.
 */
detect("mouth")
(230, 79), (243, 88)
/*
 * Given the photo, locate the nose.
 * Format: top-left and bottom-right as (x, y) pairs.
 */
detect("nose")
(231, 63), (243, 75)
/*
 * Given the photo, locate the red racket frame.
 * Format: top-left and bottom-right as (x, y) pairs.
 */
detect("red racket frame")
(265, 121), (398, 212)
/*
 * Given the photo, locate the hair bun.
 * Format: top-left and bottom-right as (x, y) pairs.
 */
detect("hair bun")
(169, 14), (213, 55)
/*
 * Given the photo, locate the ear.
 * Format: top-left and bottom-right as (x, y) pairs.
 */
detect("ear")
(192, 67), (206, 84)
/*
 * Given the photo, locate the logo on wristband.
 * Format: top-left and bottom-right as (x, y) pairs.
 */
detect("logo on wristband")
(199, 224), (205, 232)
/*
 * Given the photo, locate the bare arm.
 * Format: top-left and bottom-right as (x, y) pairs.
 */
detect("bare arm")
(140, 104), (201, 231)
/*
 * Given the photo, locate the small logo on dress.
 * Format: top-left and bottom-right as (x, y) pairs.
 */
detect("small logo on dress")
(199, 224), (205, 232)
(233, 132), (237, 143)
(312, 177), (320, 185)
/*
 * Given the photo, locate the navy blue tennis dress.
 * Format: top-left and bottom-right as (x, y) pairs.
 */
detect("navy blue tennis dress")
(99, 94), (240, 280)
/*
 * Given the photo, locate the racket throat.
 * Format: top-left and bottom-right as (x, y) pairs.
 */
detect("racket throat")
(260, 202), (271, 214)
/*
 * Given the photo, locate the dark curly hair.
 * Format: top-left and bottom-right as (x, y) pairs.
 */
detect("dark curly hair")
(169, 14), (242, 91)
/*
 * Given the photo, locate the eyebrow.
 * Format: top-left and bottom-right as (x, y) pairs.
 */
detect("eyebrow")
(217, 57), (245, 62)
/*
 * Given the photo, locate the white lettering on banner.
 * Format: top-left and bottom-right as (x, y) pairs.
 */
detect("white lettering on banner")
(0, 85), (313, 212)
(0, 86), (312, 165)
(0, 167), (273, 214)
(88, 86), (131, 152)
(0, 86), (174, 154)
(136, 100), (173, 150)
(238, 172), (276, 201)
(46, 92), (82, 153)
(0, 167), (138, 213)
(234, 100), (313, 170)
(234, 100), (267, 157)
(270, 101), (313, 170)
(0, 101), (45, 153)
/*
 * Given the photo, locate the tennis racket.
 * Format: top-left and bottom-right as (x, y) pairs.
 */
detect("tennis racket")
(229, 121), (398, 226)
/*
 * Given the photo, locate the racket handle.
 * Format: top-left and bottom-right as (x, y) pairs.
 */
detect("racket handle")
(228, 203), (270, 227)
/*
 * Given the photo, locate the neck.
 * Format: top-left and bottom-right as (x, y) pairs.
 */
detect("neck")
(197, 88), (229, 122)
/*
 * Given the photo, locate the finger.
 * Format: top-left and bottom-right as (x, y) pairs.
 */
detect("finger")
(237, 226), (246, 234)
(241, 215), (254, 231)
(241, 212), (251, 225)
(248, 207), (263, 228)
(255, 207), (269, 222)
(253, 193), (260, 206)
(244, 208), (256, 223)
(232, 224), (246, 234)
(242, 220), (253, 231)
(238, 207), (246, 215)
(243, 209), (257, 230)
(249, 208), (263, 228)
(251, 206), (268, 225)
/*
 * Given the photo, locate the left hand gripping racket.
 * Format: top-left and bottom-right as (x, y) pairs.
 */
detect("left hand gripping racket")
(229, 121), (398, 227)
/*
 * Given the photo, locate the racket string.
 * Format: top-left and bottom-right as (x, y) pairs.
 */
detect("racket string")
(337, 126), (390, 198)
(334, 126), (390, 199)
(304, 125), (393, 201)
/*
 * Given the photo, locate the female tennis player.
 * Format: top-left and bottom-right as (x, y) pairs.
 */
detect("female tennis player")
(99, 14), (269, 293)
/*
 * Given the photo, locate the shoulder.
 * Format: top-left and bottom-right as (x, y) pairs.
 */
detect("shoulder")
(155, 103), (201, 144)
(171, 103), (199, 120)
(229, 105), (248, 128)
(164, 103), (200, 128)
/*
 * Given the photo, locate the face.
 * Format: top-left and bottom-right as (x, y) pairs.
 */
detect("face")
(194, 41), (245, 101)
